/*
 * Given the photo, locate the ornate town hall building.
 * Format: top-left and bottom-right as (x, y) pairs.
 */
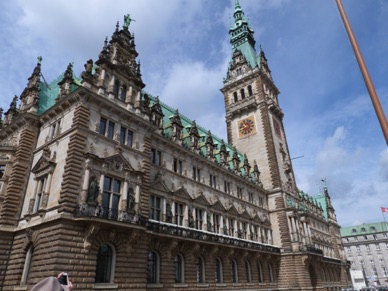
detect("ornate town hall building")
(0, 1), (349, 290)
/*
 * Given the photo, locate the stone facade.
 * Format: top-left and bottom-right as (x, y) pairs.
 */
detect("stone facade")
(341, 222), (388, 289)
(0, 2), (349, 291)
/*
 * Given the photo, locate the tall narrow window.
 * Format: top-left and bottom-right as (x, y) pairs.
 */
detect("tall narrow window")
(215, 258), (223, 283)
(21, 246), (34, 285)
(113, 80), (120, 97)
(210, 174), (217, 188)
(34, 176), (47, 213)
(127, 129), (133, 147)
(173, 158), (183, 174)
(102, 177), (121, 220)
(107, 121), (115, 139)
(174, 254), (184, 283)
(151, 148), (161, 166)
(95, 244), (114, 283)
(224, 180), (230, 194)
(193, 167), (201, 182)
(258, 262), (263, 283)
(240, 88), (245, 99)
(195, 208), (203, 230)
(196, 256), (205, 283)
(248, 85), (253, 96)
(233, 92), (238, 102)
(147, 251), (159, 283)
(246, 261), (252, 282)
(231, 259), (238, 283)
(229, 219), (235, 237)
(149, 195), (161, 221)
(99, 117), (107, 135)
(175, 203), (184, 226)
(268, 263), (274, 282)
(120, 126), (127, 145)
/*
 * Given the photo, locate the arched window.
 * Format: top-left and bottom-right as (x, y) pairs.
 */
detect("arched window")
(95, 244), (115, 283)
(257, 262), (263, 283)
(321, 268), (326, 282)
(174, 254), (184, 283)
(215, 258), (223, 283)
(196, 256), (205, 283)
(147, 251), (160, 283)
(21, 245), (34, 285)
(268, 263), (274, 282)
(231, 259), (238, 283)
(246, 261), (252, 282)
(248, 85), (253, 96)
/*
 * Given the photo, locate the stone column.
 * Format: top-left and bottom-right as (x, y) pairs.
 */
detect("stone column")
(135, 175), (142, 213)
(121, 178), (128, 212)
(80, 165), (91, 204)
(219, 215), (224, 234)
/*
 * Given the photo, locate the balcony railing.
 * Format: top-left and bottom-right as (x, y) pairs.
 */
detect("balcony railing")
(148, 220), (281, 254)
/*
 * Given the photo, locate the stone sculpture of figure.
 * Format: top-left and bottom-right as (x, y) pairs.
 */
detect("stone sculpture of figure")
(207, 213), (212, 231)
(87, 177), (100, 204)
(188, 205), (194, 228)
(127, 187), (135, 211)
(223, 223), (228, 235)
(166, 203), (172, 223)
(10, 96), (17, 111)
(123, 14), (134, 29)
(237, 228), (242, 238)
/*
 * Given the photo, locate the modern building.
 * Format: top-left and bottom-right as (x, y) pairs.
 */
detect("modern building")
(341, 222), (388, 289)
(0, 1), (349, 290)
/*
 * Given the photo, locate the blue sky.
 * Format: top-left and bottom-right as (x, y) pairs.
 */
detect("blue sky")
(0, 0), (387, 227)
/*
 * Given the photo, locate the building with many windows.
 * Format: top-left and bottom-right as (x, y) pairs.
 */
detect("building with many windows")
(341, 222), (388, 289)
(0, 1), (349, 290)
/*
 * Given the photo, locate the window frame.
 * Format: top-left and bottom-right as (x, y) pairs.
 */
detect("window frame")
(21, 245), (34, 285)
(95, 243), (115, 284)
(151, 148), (162, 166)
(149, 195), (161, 221)
(231, 259), (238, 283)
(196, 256), (205, 283)
(174, 254), (185, 284)
(147, 251), (160, 284)
(215, 257), (223, 283)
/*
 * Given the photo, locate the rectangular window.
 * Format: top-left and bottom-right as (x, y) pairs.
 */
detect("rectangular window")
(248, 192), (254, 203)
(50, 120), (61, 139)
(33, 176), (47, 213)
(192, 166), (201, 182)
(237, 187), (243, 199)
(120, 126), (127, 145)
(272, 117), (281, 138)
(99, 117), (107, 135)
(229, 219), (235, 236)
(346, 247), (351, 253)
(233, 92), (238, 102)
(356, 246), (360, 252)
(174, 203), (184, 226)
(248, 85), (253, 96)
(149, 195), (161, 221)
(210, 174), (217, 188)
(195, 208), (203, 230)
(102, 176), (121, 219)
(107, 121), (115, 139)
(240, 88), (245, 99)
(224, 180), (230, 194)
(127, 129), (133, 147)
(173, 158), (183, 175)
(151, 148), (161, 166)
(213, 213), (220, 233)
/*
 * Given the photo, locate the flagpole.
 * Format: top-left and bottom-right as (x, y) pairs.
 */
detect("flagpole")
(335, 0), (388, 145)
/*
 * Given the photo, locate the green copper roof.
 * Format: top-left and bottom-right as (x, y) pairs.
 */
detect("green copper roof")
(38, 72), (81, 116)
(341, 222), (388, 237)
(145, 92), (253, 178)
(228, 0), (260, 69)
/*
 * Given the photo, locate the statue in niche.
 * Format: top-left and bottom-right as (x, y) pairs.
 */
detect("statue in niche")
(223, 223), (228, 235)
(166, 203), (172, 223)
(207, 213), (212, 231)
(127, 187), (135, 211)
(87, 176), (100, 204)
(188, 205), (194, 228)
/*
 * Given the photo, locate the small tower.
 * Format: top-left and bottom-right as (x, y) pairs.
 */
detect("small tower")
(19, 57), (42, 114)
(221, 0), (296, 194)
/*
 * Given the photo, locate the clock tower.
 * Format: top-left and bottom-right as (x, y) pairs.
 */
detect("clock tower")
(221, 0), (296, 194)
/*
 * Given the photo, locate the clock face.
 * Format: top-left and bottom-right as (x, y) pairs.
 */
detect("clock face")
(238, 117), (255, 136)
